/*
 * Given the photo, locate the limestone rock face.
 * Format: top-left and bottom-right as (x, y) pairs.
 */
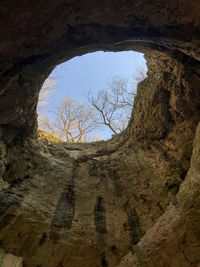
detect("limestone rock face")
(0, 0), (199, 139)
(0, 1), (200, 267)
(0, 248), (23, 267)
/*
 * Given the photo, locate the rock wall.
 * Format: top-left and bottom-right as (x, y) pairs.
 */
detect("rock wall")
(0, 1), (200, 267)
(0, 0), (199, 140)
(0, 248), (23, 267)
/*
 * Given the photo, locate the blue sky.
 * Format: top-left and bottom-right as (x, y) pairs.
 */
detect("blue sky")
(49, 51), (146, 103)
(38, 51), (147, 140)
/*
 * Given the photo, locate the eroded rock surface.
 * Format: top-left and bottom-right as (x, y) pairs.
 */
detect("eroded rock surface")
(0, 1), (200, 267)
(0, 248), (23, 267)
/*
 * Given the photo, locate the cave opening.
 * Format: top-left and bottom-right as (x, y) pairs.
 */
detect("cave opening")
(37, 51), (147, 143)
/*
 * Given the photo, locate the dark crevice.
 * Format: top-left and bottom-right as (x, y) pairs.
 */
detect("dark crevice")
(50, 160), (79, 241)
(109, 169), (122, 197)
(38, 232), (47, 246)
(94, 196), (107, 234)
(101, 256), (108, 267)
(125, 204), (141, 246)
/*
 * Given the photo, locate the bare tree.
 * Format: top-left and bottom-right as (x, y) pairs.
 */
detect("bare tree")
(38, 69), (146, 142)
(133, 67), (147, 83)
(39, 98), (98, 142)
(88, 76), (136, 134)
(38, 77), (56, 111)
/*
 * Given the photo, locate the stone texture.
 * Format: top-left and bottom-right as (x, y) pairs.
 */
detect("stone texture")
(0, 0), (199, 140)
(0, 248), (23, 267)
(0, 1), (200, 267)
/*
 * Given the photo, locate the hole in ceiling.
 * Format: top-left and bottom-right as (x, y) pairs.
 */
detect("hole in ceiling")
(37, 51), (147, 142)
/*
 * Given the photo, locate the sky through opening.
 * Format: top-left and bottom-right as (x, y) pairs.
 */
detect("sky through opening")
(38, 51), (147, 141)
